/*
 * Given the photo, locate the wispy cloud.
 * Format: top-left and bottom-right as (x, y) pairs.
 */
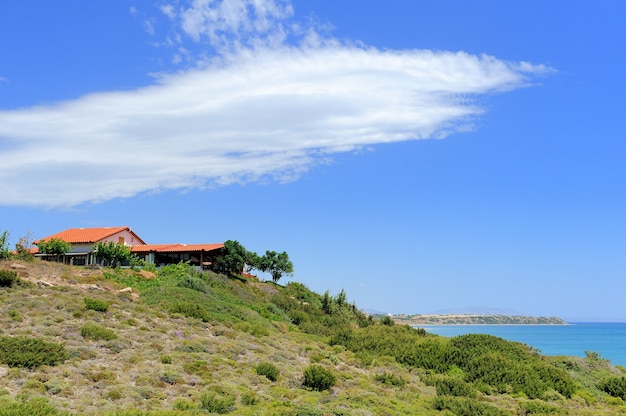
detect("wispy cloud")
(0, 0), (551, 208)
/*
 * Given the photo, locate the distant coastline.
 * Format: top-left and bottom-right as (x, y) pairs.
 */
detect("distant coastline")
(393, 314), (568, 326)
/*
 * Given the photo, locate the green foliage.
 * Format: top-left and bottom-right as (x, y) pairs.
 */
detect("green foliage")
(8, 309), (22, 322)
(0, 230), (12, 259)
(13, 233), (35, 262)
(598, 375), (626, 400)
(435, 376), (476, 397)
(0, 269), (18, 287)
(432, 396), (508, 416)
(380, 315), (395, 326)
(234, 322), (270, 337)
(83, 297), (110, 312)
(373, 372), (407, 387)
(0, 397), (67, 416)
(302, 364), (336, 391)
(168, 300), (211, 322)
(450, 334), (576, 399)
(36, 238), (72, 259)
(329, 325), (576, 400)
(93, 241), (132, 267)
(257, 250), (294, 282)
(80, 322), (117, 341)
(256, 362), (279, 381)
(199, 389), (235, 414)
(158, 261), (196, 280)
(212, 240), (248, 275)
(176, 275), (209, 293)
(0, 336), (68, 369)
(321, 290), (333, 314)
(518, 400), (561, 414)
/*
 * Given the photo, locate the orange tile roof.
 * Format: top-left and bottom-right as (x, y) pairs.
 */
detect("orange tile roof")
(37, 226), (147, 245)
(131, 243), (224, 253)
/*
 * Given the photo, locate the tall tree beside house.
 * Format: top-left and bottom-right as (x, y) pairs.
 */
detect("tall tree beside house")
(258, 250), (294, 283)
(93, 241), (131, 267)
(212, 240), (248, 275)
(36, 238), (72, 262)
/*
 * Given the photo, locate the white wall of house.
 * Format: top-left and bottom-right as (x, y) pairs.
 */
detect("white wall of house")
(98, 230), (142, 246)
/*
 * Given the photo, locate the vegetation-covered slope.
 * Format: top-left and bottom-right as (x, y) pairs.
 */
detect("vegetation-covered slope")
(0, 259), (625, 415)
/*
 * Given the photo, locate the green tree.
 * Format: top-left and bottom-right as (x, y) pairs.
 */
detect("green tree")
(244, 250), (262, 274)
(36, 238), (72, 262)
(0, 230), (11, 259)
(259, 250), (294, 283)
(93, 241), (131, 267)
(212, 240), (248, 275)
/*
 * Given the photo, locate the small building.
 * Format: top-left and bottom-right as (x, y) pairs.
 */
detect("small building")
(34, 226), (223, 268)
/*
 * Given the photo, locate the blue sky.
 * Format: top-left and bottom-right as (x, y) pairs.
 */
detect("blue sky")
(1, 0), (624, 321)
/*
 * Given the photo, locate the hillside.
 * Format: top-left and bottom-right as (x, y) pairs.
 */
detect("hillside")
(393, 314), (567, 326)
(0, 259), (625, 415)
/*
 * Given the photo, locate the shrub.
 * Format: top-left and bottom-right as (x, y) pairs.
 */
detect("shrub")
(0, 336), (68, 369)
(256, 362), (279, 381)
(241, 391), (259, 405)
(235, 322), (270, 337)
(0, 270), (18, 287)
(518, 400), (560, 414)
(432, 396), (508, 416)
(8, 309), (22, 322)
(435, 376), (476, 397)
(177, 275), (209, 293)
(380, 315), (395, 326)
(80, 322), (117, 341)
(0, 397), (65, 416)
(199, 391), (235, 414)
(168, 301), (211, 322)
(598, 376), (626, 400)
(374, 372), (407, 387)
(84, 297), (109, 312)
(302, 364), (336, 391)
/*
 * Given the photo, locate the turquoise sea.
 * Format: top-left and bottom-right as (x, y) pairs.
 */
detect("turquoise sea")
(419, 322), (626, 367)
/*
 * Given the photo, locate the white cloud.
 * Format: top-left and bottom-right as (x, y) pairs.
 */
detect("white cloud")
(0, 0), (551, 208)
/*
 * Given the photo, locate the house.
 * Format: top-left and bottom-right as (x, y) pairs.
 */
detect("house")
(34, 226), (224, 268)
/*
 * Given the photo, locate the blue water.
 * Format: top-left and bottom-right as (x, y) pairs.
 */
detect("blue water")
(419, 323), (626, 367)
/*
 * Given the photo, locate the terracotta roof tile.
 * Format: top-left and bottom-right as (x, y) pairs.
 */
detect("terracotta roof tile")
(37, 226), (146, 245)
(131, 243), (224, 253)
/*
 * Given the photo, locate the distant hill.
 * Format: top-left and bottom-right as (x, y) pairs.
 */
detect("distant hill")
(393, 313), (568, 325)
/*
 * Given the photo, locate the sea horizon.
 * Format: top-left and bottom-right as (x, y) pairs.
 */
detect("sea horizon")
(419, 322), (626, 368)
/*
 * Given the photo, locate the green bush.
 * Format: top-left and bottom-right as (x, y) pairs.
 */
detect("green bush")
(518, 400), (560, 414)
(0, 270), (18, 287)
(256, 362), (279, 381)
(380, 315), (395, 326)
(199, 391), (235, 414)
(80, 322), (117, 341)
(0, 336), (68, 369)
(435, 376), (476, 397)
(168, 301), (211, 322)
(84, 297), (110, 312)
(302, 364), (336, 391)
(374, 372), (407, 387)
(432, 396), (508, 416)
(598, 376), (626, 400)
(177, 275), (209, 293)
(0, 397), (66, 416)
